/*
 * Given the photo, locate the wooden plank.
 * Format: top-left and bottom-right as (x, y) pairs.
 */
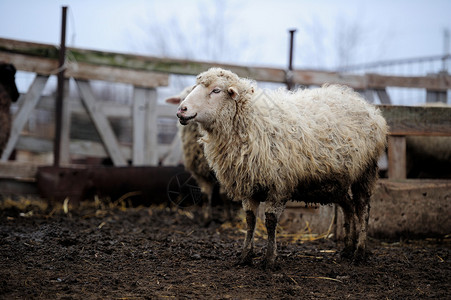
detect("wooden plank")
(70, 139), (131, 159)
(3, 38), (451, 89)
(133, 87), (159, 166)
(146, 88), (159, 165)
(367, 73), (451, 90)
(132, 87), (147, 165)
(0, 52), (169, 88)
(63, 47), (287, 84)
(15, 135), (171, 162)
(34, 95), (133, 118)
(1, 75), (49, 161)
(67, 60), (169, 88)
(16, 135), (54, 153)
(379, 105), (451, 136)
(388, 136), (406, 179)
(15, 135), (131, 159)
(76, 80), (127, 166)
(375, 88), (391, 104)
(71, 140), (172, 161)
(0, 161), (41, 181)
(292, 70), (367, 89)
(23, 94), (178, 119)
(0, 39), (284, 83)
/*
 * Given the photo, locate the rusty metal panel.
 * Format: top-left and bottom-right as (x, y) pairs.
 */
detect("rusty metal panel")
(37, 166), (186, 204)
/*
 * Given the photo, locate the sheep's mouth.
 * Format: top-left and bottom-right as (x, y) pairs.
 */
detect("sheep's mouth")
(178, 113), (197, 125)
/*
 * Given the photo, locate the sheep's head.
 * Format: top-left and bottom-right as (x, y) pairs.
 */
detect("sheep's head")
(0, 63), (20, 102)
(177, 68), (255, 127)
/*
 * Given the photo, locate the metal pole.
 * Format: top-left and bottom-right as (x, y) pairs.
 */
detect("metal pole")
(443, 28), (449, 72)
(54, 6), (67, 166)
(287, 29), (296, 90)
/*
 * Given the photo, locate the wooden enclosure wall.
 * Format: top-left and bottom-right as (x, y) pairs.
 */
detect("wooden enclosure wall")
(0, 38), (450, 181)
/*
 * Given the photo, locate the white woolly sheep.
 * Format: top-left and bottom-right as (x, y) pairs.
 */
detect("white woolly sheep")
(0, 63), (20, 156)
(177, 68), (388, 269)
(166, 86), (232, 223)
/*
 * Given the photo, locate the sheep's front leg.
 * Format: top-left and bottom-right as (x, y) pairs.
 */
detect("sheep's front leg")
(237, 199), (259, 266)
(339, 195), (357, 259)
(263, 212), (278, 270)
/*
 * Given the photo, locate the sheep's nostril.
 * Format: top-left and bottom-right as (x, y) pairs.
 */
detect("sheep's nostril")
(176, 106), (188, 118)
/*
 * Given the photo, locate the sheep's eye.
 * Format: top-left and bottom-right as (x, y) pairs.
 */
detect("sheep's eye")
(211, 88), (221, 94)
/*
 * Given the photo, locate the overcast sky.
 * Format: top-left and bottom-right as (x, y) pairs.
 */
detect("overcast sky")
(1, 0), (450, 70)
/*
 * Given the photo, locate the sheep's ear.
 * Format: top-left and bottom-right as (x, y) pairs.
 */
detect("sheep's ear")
(227, 87), (240, 100)
(165, 97), (181, 105)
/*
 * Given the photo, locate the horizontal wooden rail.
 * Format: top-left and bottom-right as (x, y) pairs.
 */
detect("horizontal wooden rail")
(1, 38), (451, 90)
(378, 105), (451, 136)
(30, 95), (175, 119)
(0, 39), (169, 88)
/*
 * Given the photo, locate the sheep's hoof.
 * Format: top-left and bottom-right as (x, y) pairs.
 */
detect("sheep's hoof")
(351, 248), (368, 265)
(340, 246), (355, 260)
(261, 257), (278, 271)
(235, 251), (254, 266)
(202, 217), (217, 227)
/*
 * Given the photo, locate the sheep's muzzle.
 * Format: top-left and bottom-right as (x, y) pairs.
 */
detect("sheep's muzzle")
(177, 112), (197, 125)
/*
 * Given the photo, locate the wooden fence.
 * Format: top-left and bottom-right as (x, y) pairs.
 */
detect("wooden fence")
(1, 79), (181, 166)
(0, 38), (450, 182)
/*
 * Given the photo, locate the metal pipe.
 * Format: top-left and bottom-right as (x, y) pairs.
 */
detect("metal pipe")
(288, 29), (296, 71)
(54, 6), (67, 166)
(443, 28), (449, 72)
(287, 29), (296, 90)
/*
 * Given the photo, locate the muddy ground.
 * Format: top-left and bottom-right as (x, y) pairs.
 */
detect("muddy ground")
(0, 199), (450, 299)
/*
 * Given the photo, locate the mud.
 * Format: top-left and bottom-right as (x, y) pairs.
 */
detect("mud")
(0, 200), (449, 299)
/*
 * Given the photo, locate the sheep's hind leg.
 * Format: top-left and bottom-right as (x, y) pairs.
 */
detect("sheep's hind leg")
(351, 161), (377, 263)
(353, 201), (370, 263)
(263, 212), (278, 270)
(340, 197), (357, 259)
(236, 199), (259, 266)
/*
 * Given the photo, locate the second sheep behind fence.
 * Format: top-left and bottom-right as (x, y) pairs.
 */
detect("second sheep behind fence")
(0, 63), (20, 157)
(166, 86), (233, 224)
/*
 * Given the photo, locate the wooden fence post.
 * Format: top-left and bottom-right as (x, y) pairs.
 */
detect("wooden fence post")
(132, 87), (146, 166)
(146, 88), (158, 166)
(387, 135), (406, 179)
(132, 87), (158, 166)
